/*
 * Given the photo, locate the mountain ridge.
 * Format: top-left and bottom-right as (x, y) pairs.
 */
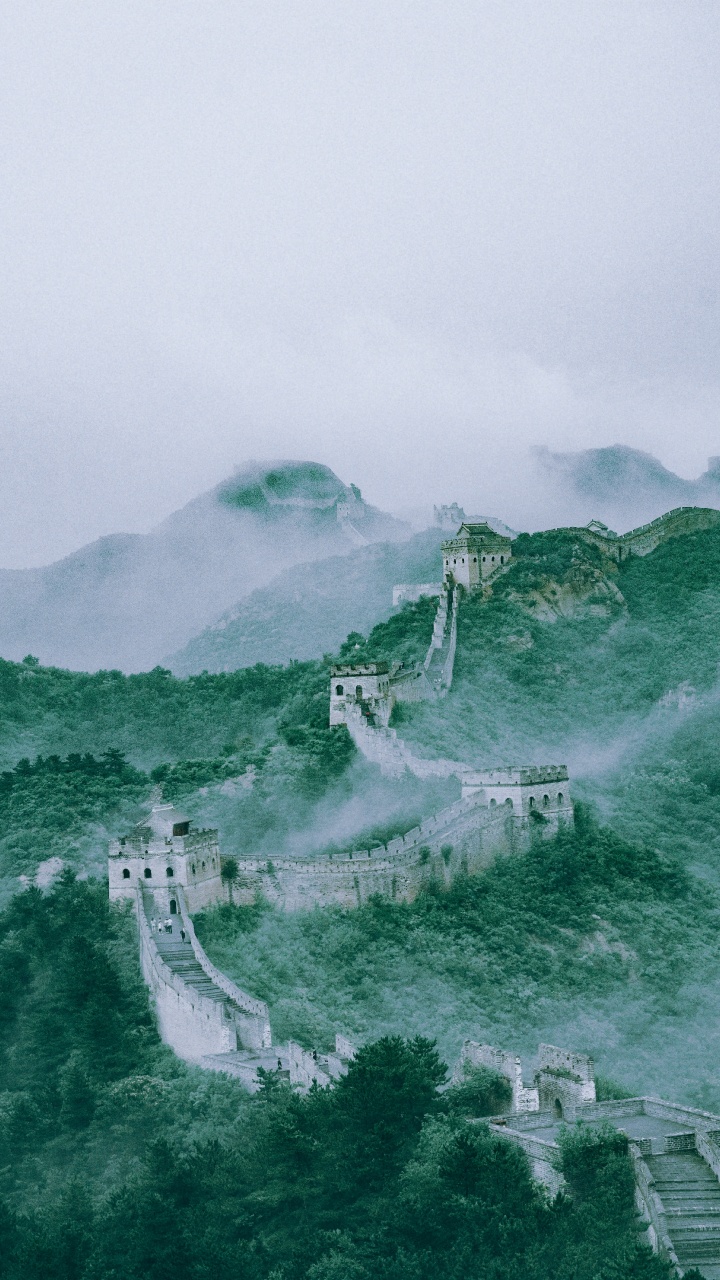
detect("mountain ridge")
(0, 460), (409, 674)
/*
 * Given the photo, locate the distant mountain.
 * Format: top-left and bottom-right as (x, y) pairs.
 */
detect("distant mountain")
(531, 445), (720, 531)
(0, 461), (409, 673)
(168, 528), (445, 675)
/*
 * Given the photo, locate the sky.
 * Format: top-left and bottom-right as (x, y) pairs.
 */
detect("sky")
(1, 1), (720, 566)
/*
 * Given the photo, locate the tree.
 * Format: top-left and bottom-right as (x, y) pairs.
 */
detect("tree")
(220, 858), (239, 905)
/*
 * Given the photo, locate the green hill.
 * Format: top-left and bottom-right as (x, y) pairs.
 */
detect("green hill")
(168, 528), (444, 675)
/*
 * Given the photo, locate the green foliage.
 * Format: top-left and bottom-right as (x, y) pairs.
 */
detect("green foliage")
(446, 1064), (513, 1117)
(0, 750), (149, 878)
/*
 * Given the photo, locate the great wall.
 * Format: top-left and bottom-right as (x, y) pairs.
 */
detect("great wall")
(109, 504), (720, 1277)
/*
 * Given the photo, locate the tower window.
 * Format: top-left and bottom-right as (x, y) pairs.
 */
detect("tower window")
(144, 868), (152, 879)
(558, 793), (564, 805)
(166, 867), (174, 877)
(335, 685), (344, 695)
(529, 797), (535, 808)
(543, 794), (549, 807)
(122, 868), (130, 879)
(501, 555), (504, 563)
(355, 685), (363, 698)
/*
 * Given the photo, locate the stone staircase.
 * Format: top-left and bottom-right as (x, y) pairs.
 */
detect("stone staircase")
(645, 1149), (720, 1277)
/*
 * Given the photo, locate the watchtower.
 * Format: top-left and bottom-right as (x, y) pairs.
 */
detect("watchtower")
(108, 803), (223, 913)
(441, 522), (512, 589)
(329, 663), (391, 727)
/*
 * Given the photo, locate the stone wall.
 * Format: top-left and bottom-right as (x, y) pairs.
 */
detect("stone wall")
(228, 786), (569, 912)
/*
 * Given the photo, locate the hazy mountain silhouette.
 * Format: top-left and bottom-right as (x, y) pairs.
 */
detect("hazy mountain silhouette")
(0, 461), (408, 672)
(168, 527), (446, 675)
(531, 445), (720, 531)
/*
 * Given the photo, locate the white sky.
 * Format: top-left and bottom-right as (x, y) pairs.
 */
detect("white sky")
(1, 1), (720, 565)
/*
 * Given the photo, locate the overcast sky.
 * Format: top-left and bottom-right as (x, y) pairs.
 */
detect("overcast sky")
(1, 1), (719, 565)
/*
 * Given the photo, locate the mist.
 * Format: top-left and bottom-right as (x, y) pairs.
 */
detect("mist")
(2, 3), (720, 566)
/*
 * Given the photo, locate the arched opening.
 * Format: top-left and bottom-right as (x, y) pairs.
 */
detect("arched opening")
(191, 864), (196, 874)
(529, 796), (535, 808)
(500, 555), (504, 563)
(355, 685), (363, 699)
(166, 866), (174, 877)
(201, 861), (206, 870)
(144, 868), (152, 879)
(169, 899), (177, 914)
(335, 685), (344, 696)
(122, 868), (130, 879)
(553, 1098), (563, 1119)
(489, 798), (496, 807)
(491, 555), (495, 562)
(505, 798), (513, 809)
(558, 793), (564, 805)
(543, 794), (549, 807)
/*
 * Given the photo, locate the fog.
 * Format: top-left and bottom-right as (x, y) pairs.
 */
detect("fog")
(2, 2), (720, 565)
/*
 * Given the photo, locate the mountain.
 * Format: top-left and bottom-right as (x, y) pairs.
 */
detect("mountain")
(0, 460), (408, 673)
(168, 527), (446, 675)
(531, 444), (720, 531)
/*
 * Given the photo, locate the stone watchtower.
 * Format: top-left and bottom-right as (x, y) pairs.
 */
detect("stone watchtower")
(108, 803), (224, 914)
(329, 663), (391, 728)
(441, 522), (512, 589)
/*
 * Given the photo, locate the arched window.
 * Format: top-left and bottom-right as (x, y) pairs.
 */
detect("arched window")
(201, 861), (206, 870)
(355, 685), (363, 699)
(335, 685), (344, 695)
(557, 793), (564, 805)
(489, 798), (496, 807)
(529, 796), (535, 808)
(166, 866), (174, 877)
(500, 555), (504, 563)
(122, 868), (130, 879)
(144, 868), (152, 879)
(191, 864), (196, 874)
(169, 899), (177, 914)
(553, 1098), (563, 1119)
(492, 555), (496, 562)
(473, 556), (477, 562)
(505, 798), (513, 808)
(543, 794), (549, 807)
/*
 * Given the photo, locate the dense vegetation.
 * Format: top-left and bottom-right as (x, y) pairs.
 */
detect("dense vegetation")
(0, 873), (670, 1279)
(197, 812), (720, 1104)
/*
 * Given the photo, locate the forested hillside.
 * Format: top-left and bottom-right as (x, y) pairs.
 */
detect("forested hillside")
(0, 520), (718, 1274)
(0, 872), (671, 1280)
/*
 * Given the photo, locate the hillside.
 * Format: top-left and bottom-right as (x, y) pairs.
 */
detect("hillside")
(168, 527), (445, 675)
(0, 460), (408, 674)
(362, 523), (720, 779)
